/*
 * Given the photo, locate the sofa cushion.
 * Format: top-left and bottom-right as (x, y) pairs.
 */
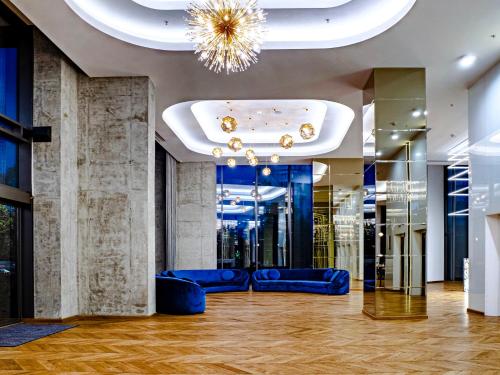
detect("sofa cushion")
(268, 269), (281, 280)
(329, 270), (340, 282)
(221, 270), (235, 281)
(322, 269), (334, 281)
(260, 269), (270, 280)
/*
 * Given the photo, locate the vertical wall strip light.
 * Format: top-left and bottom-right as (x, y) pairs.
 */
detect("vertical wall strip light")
(447, 139), (470, 216)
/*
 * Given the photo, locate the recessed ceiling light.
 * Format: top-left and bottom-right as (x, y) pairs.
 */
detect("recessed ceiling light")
(391, 133), (399, 140)
(458, 54), (477, 69)
(411, 109), (422, 118)
(375, 151), (382, 156)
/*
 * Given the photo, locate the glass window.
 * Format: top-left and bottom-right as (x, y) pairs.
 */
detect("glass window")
(0, 48), (18, 125)
(0, 134), (18, 187)
(0, 203), (19, 324)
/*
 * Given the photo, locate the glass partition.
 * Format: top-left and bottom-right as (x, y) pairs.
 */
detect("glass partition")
(217, 164), (312, 269)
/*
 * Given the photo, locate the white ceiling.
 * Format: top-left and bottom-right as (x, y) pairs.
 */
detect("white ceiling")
(11, 0), (500, 162)
(63, 0), (415, 50)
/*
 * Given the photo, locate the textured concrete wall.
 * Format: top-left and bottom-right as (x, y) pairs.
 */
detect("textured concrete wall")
(176, 162), (216, 269)
(32, 31), (79, 319)
(77, 77), (156, 316)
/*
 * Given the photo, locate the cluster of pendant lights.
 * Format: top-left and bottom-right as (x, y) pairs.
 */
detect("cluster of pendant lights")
(212, 111), (316, 175)
(216, 188), (263, 205)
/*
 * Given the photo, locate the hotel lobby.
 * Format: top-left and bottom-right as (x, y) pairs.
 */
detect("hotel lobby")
(0, 0), (499, 373)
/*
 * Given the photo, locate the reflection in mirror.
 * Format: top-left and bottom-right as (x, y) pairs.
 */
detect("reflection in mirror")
(363, 68), (427, 319)
(313, 159), (364, 289)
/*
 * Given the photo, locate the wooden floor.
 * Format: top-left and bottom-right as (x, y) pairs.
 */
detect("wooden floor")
(2, 282), (500, 374)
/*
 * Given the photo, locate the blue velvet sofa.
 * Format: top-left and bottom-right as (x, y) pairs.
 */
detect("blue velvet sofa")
(161, 269), (250, 293)
(252, 268), (349, 295)
(156, 276), (206, 315)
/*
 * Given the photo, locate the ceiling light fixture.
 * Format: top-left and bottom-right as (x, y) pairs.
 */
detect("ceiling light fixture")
(458, 54), (477, 69)
(212, 147), (223, 158)
(249, 156), (259, 166)
(411, 109), (422, 118)
(187, 0), (266, 74)
(262, 166), (271, 176)
(391, 132), (399, 140)
(280, 134), (294, 149)
(227, 158), (237, 167)
(228, 137), (243, 152)
(245, 149), (256, 160)
(221, 116), (238, 133)
(299, 123), (315, 140)
(270, 154), (280, 163)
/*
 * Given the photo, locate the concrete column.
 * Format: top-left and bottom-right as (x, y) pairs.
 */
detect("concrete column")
(77, 77), (156, 316)
(32, 31), (79, 319)
(176, 162), (216, 270)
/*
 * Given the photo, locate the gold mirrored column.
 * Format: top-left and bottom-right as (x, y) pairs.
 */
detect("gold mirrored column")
(363, 68), (427, 319)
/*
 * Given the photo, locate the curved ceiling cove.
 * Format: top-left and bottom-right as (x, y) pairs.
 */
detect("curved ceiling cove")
(162, 99), (355, 157)
(65, 0), (416, 50)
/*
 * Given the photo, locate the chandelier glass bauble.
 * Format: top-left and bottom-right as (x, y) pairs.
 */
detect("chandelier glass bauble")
(299, 123), (315, 140)
(245, 148), (256, 160)
(228, 137), (243, 152)
(212, 147), (223, 158)
(249, 156), (258, 166)
(262, 166), (271, 176)
(270, 154), (280, 163)
(280, 134), (294, 149)
(227, 158), (236, 167)
(221, 116), (238, 133)
(187, 0), (266, 74)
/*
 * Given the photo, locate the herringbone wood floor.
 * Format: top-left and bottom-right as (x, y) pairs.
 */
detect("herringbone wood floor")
(2, 282), (500, 374)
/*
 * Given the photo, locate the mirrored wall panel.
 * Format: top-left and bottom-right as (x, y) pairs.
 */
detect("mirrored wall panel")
(217, 164), (312, 270)
(313, 159), (364, 288)
(363, 68), (428, 319)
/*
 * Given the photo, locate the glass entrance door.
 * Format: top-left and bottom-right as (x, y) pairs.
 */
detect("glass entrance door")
(0, 203), (20, 326)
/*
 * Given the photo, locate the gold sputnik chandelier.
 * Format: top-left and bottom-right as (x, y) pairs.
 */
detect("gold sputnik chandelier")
(187, 0), (266, 74)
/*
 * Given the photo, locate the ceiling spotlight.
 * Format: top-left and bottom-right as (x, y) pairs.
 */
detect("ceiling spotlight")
(391, 132), (399, 140)
(270, 154), (280, 163)
(280, 134), (294, 149)
(227, 158), (236, 168)
(249, 156), (259, 166)
(299, 123), (315, 140)
(228, 137), (243, 152)
(245, 149), (256, 160)
(221, 116), (238, 133)
(212, 147), (223, 158)
(458, 54), (477, 69)
(262, 167), (271, 176)
(423, 110), (428, 116)
(223, 189), (230, 198)
(375, 151), (383, 157)
(411, 109), (422, 118)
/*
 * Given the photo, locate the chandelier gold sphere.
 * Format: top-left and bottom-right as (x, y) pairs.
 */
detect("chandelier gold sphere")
(187, 0), (266, 74)
(221, 116), (238, 133)
(249, 156), (259, 166)
(212, 147), (223, 158)
(279, 134), (294, 149)
(262, 167), (271, 176)
(245, 149), (256, 160)
(270, 154), (280, 163)
(227, 158), (236, 167)
(228, 137), (243, 152)
(299, 123), (315, 140)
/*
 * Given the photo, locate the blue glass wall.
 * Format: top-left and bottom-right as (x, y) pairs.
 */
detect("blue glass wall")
(217, 164), (313, 269)
(0, 48), (18, 124)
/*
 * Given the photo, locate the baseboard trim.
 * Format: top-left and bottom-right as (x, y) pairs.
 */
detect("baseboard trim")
(467, 308), (485, 316)
(362, 309), (428, 320)
(23, 314), (155, 323)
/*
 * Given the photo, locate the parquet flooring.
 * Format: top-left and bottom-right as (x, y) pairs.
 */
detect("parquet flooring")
(2, 282), (500, 374)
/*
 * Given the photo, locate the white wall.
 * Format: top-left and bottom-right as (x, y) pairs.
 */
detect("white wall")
(468, 62), (500, 315)
(427, 165), (445, 282)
